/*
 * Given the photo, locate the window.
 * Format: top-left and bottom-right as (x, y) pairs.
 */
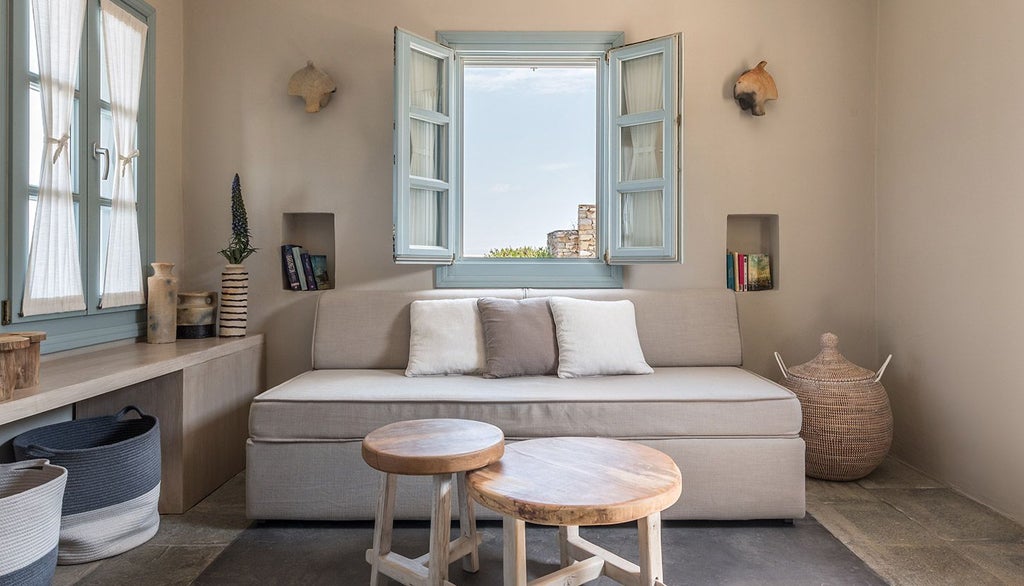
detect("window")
(392, 29), (681, 287)
(1, 0), (156, 352)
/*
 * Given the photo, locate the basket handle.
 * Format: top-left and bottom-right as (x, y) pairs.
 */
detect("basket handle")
(874, 354), (893, 383)
(0, 458), (50, 471)
(115, 405), (147, 420)
(774, 352), (789, 379)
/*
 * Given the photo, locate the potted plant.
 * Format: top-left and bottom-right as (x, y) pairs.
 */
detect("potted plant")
(217, 174), (257, 337)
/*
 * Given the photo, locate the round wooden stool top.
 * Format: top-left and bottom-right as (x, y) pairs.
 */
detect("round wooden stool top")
(362, 418), (505, 476)
(466, 437), (681, 526)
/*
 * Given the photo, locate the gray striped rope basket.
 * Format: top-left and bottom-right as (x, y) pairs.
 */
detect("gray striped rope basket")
(0, 459), (67, 586)
(13, 406), (161, 565)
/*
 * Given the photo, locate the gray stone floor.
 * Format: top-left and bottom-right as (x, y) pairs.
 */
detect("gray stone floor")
(52, 457), (1024, 585)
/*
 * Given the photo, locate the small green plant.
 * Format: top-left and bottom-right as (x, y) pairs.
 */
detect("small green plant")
(219, 173), (258, 264)
(485, 246), (553, 258)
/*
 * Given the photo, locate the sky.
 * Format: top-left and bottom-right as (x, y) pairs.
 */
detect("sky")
(462, 65), (596, 256)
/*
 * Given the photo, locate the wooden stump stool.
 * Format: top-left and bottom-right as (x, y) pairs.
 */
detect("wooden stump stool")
(362, 418), (505, 586)
(0, 334), (30, 401)
(467, 437), (682, 586)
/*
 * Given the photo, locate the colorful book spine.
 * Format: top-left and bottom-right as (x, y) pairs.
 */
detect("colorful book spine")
(281, 245), (301, 291)
(300, 251), (318, 291)
(726, 252), (735, 290)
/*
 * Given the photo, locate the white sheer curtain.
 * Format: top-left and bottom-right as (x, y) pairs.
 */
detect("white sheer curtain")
(22, 0), (88, 316)
(409, 50), (440, 247)
(99, 0), (146, 308)
(621, 53), (664, 248)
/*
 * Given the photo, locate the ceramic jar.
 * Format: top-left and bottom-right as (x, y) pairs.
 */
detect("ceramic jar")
(218, 264), (248, 337)
(176, 292), (218, 339)
(775, 333), (893, 481)
(146, 262), (178, 344)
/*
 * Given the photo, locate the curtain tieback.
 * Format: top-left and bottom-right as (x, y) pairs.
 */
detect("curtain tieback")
(633, 146), (657, 155)
(47, 133), (71, 165)
(118, 150), (140, 176)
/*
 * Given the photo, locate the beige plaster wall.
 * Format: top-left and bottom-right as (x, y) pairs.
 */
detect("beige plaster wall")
(180, 0), (878, 387)
(876, 0), (1024, 524)
(149, 0), (185, 276)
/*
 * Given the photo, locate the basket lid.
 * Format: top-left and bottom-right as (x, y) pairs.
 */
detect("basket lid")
(787, 333), (876, 382)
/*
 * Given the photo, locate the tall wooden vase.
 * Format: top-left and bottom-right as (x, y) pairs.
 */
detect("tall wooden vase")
(147, 262), (179, 344)
(218, 264), (249, 337)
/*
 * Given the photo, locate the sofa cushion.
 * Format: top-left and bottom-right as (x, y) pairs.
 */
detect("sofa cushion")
(477, 297), (558, 378)
(405, 299), (485, 376)
(548, 297), (653, 378)
(249, 367), (801, 441)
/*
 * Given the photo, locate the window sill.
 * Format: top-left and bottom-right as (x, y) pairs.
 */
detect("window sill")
(434, 258), (623, 288)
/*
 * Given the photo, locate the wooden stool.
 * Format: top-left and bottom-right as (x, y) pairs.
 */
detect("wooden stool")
(362, 418), (505, 586)
(0, 334), (30, 402)
(467, 437), (681, 586)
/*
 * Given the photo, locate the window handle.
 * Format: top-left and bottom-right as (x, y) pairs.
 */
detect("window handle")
(92, 142), (110, 180)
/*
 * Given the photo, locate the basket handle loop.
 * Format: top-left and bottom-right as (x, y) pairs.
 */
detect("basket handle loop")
(774, 352), (789, 379)
(115, 405), (147, 420)
(23, 444), (55, 458)
(0, 458), (50, 471)
(874, 354), (893, 383)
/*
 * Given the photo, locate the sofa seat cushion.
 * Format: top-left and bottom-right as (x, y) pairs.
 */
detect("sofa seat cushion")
(249, 367), (800, 441)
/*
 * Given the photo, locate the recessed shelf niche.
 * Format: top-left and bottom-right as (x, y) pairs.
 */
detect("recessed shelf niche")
(726, 214), (779, 291)
(281, 212), (335, 291)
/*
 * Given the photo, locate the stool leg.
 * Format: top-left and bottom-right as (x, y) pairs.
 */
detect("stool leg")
(369, 472), (397, 586)
(456, 471), (480, 572)
(503, 515), (527, 586)
(558, 525), (579, 568)
(638, 512), (664, 586)
(429, 474), (452, 585)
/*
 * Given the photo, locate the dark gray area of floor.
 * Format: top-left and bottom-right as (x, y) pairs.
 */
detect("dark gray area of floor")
(194, 516), (885, 585)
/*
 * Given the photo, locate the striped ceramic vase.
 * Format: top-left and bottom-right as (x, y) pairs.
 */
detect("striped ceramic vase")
(218, 264), (248, 337)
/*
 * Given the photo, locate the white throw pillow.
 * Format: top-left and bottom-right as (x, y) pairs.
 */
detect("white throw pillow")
(548, 297), (654, 378)
(405, 299), (486, 376)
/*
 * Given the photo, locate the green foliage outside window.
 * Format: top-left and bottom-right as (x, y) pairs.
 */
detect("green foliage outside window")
(485, 246), (553, 258)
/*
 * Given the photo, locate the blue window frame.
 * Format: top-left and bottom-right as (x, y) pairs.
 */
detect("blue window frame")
(1, 0), (156, 352)
(393, 29), (682, 288)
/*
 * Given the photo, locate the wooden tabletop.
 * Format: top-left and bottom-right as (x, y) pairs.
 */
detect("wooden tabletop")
(362, 418), (505, 476)
(466, 437), (681, 526)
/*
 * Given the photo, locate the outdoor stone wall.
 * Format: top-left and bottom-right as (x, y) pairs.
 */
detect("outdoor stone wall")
(546, 204), (597, 258)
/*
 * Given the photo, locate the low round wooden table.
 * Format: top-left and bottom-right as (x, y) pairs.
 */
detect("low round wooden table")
(466, 437), (681, 586)
(362, 418), (505, 586)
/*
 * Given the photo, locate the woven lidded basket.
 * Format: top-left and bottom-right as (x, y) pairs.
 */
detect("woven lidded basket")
(775, 333), (893, 481)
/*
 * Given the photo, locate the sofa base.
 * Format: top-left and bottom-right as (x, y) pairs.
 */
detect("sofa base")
(246, 436), (805, 521)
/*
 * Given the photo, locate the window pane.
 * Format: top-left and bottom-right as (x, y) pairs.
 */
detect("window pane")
(620, 53), (663, 115)
(100, 204), (111, 292)
(620, 190), (663, 248)
(620, 122), (663, 182)
(409, 189), (445, 247)
(410, 119), (445, 181)
(27, 197), (37, 247)
(463, 65), (597, 258)
(29, 86), (42, 186)
(410, 50), (443, 113)
(99, 26), (110, 103)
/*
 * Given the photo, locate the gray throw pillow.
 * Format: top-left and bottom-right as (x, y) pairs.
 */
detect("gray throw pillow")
(477, 297), (558, 378)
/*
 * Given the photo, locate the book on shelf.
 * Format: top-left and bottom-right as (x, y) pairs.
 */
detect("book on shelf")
(299, 251), (318, 291)
(310, 255), (332, 290)
(726, 251), (772, 292)
(281, 244), (302, 291)
(290, 246), (309, 290)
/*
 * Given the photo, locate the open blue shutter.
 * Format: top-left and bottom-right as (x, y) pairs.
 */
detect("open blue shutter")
(606, 34), (680, 263)
(393, 28), (456, 264)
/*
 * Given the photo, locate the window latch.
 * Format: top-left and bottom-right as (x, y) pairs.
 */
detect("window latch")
(2, 300), (11, 326)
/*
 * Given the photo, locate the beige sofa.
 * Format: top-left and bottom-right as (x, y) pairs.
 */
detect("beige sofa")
(245, 289), (805, 521)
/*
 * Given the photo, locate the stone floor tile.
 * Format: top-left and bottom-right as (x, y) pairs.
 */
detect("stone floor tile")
(873, 488), (1024, 543)
(51, 560), (101, 586)
(857, 457), (944, 490)
(809, 500), (939, 547)
(953, 541), (1024, 583)
(806, 477), (878, 505)
(147, 509), (252, 547)
(70, 544), (224, 586)
(855, 542), (1005, 586)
